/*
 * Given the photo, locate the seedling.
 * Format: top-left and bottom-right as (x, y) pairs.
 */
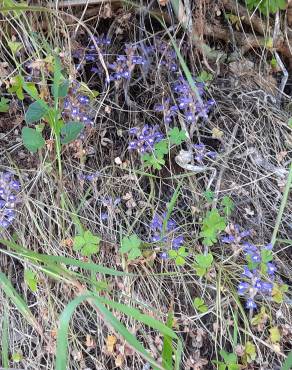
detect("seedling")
(168, 246), (188, 266)
(193, 253), (213, 277)
(73, 230), (101, 257)
(120, 234), (142, 260)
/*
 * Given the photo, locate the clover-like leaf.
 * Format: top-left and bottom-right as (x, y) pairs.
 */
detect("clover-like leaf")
(120, 234), (141, 261)
(168, 127), (187, 146)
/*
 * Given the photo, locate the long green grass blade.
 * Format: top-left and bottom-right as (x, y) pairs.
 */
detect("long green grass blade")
(162, 307), (174, 370)
(0, 272), (42, 335)
(55, 293), (165, 370)
(1, 306), (9, 368)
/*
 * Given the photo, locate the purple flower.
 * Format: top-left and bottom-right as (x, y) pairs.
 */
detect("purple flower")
(128, 125), (164, 154)
(238, 281), (249, 295)
(0, 172), (21, 230)
(246, 298), (257, 310)
(193, 143), (217, 163)
(267, 263), (276, 275)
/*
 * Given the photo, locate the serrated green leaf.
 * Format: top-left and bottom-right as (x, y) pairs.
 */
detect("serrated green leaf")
(193, 265), (207, 277)
(261, 249), (273, 263)
(128, 248), (142, 261)
(73, 235), (85, 251)
(154, 139), (168, 157)
(168, 250), (178, 258)
(175, 256), (185, 266)
(8, 75), (24, 100)
(200, 209), (226, 246)
(168, 127), (187, 146)
(21, 127), (45, 153)
(193, 297), (208, 313)
(82, 243), (99, 256)
(83, 230), (100, 245)
(61, 122), (84, 144)
(195, 253), (213, 268)
(0, 97), (10, 112)
(25, 101), (48, 124)
(8, 41), (22, 55)
(120, 235), (141, 260)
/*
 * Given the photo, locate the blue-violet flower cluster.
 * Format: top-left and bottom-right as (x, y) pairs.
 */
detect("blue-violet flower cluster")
(128, 125), (164, 154)
(222, 225), (276, 310)
(150, 212), (184, 259)
(0, 172), (20, 229)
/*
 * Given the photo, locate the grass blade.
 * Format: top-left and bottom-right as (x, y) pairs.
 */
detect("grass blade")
(55, 293), (164, 370)
(1, 306), (9, 368)
(162, 306), (174, 370)
(281, 351), (292, 370)
(0, 272), (43, 336)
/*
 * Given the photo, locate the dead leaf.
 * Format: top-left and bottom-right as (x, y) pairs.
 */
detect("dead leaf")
(85, 334), (96, 348)
(101, 2), (112, 18)
(212, 127), (223, 139)
(115, 354), (124, 367)
(159, 0), (169, 5)
(106, 335), (117, 353)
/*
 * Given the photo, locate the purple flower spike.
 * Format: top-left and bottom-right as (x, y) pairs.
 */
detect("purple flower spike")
(0, 172), (21, 230)
(246, 298), (257, 310)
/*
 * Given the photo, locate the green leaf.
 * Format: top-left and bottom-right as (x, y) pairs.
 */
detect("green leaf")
(73, 230), (101, 257)
(193, 265), (207, 277)
(61, 122), (84, 144)
(221, 196), (234, 217)
(25, 101), (48, 124)
(196, 70), (213, 83)
(22, 127), (45, 153)
(177, 246), (188, 258)
(269, 326), (281, 343)
(261, 249), (273, 263)
(8, 75), (24, 100)
(193, 297), (208, 313)
(199, 209), (226, 246)
(244, 341), (256, 363)
(73, 235), (85, 251)
(142, 153), (165, 170)
(128, 248), (142, 261)
(168, 127), (187, 146)
(154, 140), (168, 157)
(24, 270), (37, 292)
(204, 190), (214, 203)
(120, 235), (141, 260)
(58, 80), (69, 98)
(12, 352), (23, 362)
(7, 40), (22, 55)
(0, 97), (10, 112)
(82, 243), (99, 256)
(55, 294), (165, 370)
(168, 250), (178, 258)
(288, 118), (292, 128)
(175, 256), (185, 266)
(195, 253), (213, 268)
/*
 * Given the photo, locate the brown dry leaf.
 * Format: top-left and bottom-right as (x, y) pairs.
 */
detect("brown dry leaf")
(85, 334), (96, 349)
(106, 335), (117, 353)
(61, 238), (73, 249)
(276, 151), (287, 163)
(46, 139), (54, 152)
(0, 62), (10, 83)
(212, 127), (223, 139)
(159, 0), (169, 5)
(101, 2), (112, 18)
(39, 85), (50, 101)
(115, 354), (124, 367)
